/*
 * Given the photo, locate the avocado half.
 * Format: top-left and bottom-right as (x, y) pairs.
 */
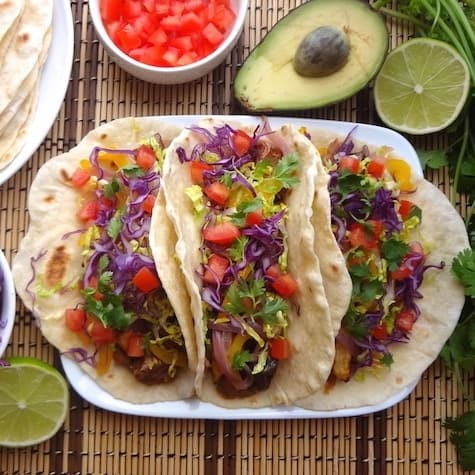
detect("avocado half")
(234, 0), (389, 112)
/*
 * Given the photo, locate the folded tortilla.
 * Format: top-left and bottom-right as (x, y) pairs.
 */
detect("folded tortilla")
(13, 117), (198, 403)
(161, 118), (342, 408)
(296, 130), (469, 410)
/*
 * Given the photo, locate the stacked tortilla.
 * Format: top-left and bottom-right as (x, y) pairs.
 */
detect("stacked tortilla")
(0, 0), (53, 170)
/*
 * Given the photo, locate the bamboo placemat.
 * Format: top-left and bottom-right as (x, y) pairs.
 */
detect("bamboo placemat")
(1, 1), (474, 474)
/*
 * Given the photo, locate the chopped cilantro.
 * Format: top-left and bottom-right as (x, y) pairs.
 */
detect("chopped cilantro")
(452, 248), (475, 297)
(231, 198), (263, 226)
(103, 178), (121, 199)
(382, 238), (409, 272)
(274, 153), (300, 188)
(122, 164), (145, 177)
(380, 352), (394, 367)
(228, 236), (248, 261)
(107, 207), (125, 240)
(232, 350), (252, 370)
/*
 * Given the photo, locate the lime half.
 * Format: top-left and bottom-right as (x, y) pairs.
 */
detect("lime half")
(0, 357), (69, 447)
(374, 38), (470, 134)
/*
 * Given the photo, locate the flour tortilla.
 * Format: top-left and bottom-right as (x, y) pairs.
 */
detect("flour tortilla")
(12, 117), (199, 403)
(0, 0), (25, 67)
(161, 118), (338, 408)
(296, 135), (469, 410)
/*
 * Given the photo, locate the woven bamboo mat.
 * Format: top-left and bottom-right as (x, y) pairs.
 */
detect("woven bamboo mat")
(0, 0), (474, 474)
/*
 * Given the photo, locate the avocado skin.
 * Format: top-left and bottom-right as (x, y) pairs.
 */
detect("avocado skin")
(234, 0), (389, 112)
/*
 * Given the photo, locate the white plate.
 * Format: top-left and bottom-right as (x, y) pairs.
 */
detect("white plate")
(0, 0), (74, 186)
(0, 249), (16, 358)
(61, 116), (423, 419)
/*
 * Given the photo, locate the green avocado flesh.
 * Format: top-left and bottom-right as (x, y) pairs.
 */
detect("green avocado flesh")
(234, 0), (389, 112)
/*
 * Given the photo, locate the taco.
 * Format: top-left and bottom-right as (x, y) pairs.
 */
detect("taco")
(296, 128), (469, 410)
(161, 118), (343, 408)
(12, 117), (198, 403)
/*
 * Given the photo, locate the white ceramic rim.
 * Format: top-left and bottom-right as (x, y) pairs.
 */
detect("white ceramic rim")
(0, 249), (16, 358)
(88, 0), (248, 75)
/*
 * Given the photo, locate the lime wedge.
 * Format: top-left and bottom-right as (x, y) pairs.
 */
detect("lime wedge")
(374, 38), (470, 134)
(0, 357), (69, 447)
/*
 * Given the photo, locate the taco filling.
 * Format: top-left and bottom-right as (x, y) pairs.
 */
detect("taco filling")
(61, 135), (188, 384)
(319, 133), (443, 384)
(176, 124), (302, 398)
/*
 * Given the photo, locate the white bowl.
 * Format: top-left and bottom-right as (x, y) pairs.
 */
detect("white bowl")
(89, 0), (248, 84)
(0, 249), (15, 358)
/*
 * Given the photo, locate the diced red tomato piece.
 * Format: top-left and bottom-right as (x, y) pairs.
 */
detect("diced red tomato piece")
(143, 0), (155, 13)
(203, 222), (240, 246)
(265, 264), (282, 280)
(86, 275), (104, 301)
(132, 266), (161, 293)
(396, 309), (417, 333)
(65, 308), (86, 332)
(398, 199), (414, 219)
(366, 157), (386, 178)
(270, 337), (290, 360)
(185, 0), (204, 12)
(78, 200), (99, 222)
(89, 321), (116, 345)
(126, 333), (145, 357)
(203, 22), (223, 45)
(190, 161), (213, 184)
(136, 144), (156, 169)
(142, 194), (156, 214)
(348, 222), (380, 250)
(169, 35), (193, 52)
(245, 209), (264, 226)
(391, 263), (412, 281)
(162, 46), (180, 65)
(71, 167), (91, 188)
(116, 24), (142, 51)
(149, 27), (167, 45)
(155, 3), (170, 16)
(160, 15), (181, 31)
(170, 1), (185, 16)
(204, 182), (230, 205)
(122, 0), (142, 20)
(203, 254), (229, 284)
(271, 273), (298, 298)
(101, 0), (122, 22)
(212, 3), (235, 31)
(372, 323), (388, 340)
(339, 155), (361, 174)
(232, 130), (253, 156)
(176, 51), (198, 66)
(180, 11), (205, 33)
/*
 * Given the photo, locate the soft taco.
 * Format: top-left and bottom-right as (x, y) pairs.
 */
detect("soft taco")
(296, 128), (469, 410)
(161, 117), (346, 408)
(13, 117), (198, 403)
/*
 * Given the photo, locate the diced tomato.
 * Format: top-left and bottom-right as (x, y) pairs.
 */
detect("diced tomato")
(391, 263), (412, 281)
(371, 323), (388, 340)
(126, 333), (145, 357)
(396, 309), (417, 333)
(202, 22), (224, 45)
(204, 182), (230, 205)
(78, 200), (99, 222)
(271, 273), (298, 298)
(89, 321), (116, 345)
(347, 222), (380, 250)
(409, 241), (424, 255)
(398, 199), (414, 219)
(122, 0), (142, 20)
(190, 161), (213, 184)
(86, 275), (103, 301)
(101, 0), (235, 67)
(149, 27), (167, 45)
(265, 264), (282, 280)
(116, 24), (142, 51)
(101, 0), (122, 22)
(65, 308), (86, 332)
(71, 167), (91, 188)
(136, 144), (156, 169)
(245, 209), (264, 226)
(212, 3), (236, 31)
(270, 337), (290, 360)
(142, 194), (156, 214)
(203, 222), (240, 246)
(366, 157), (386, 178)
(232, 130), (253, 156)
(132, 266), (161, 293)
(339, 155), (361, 174)
(203, 254), (229, 284)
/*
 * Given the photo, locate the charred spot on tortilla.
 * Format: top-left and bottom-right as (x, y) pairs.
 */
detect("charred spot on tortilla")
(0, 2), (14, 12)
(16, 32), (31, 47)
(43, 194), (55, 203)
(99, 133), (108, 140)
(60, 168), (70, 182)
(45, 245), (70, 286)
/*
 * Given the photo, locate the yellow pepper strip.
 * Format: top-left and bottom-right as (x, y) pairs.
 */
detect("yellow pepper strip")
(96, 343), (114, 375)
(98, 151), (132, 171)
(227, 334), (249, 360)
(386, 158), (415, 192)
(149, 343), (187, 368)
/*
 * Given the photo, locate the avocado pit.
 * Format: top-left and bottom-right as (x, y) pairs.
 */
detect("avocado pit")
(293, 25), (350, 77)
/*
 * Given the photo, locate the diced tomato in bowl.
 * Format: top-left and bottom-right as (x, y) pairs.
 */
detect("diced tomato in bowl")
(89, 0), (248, 84)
